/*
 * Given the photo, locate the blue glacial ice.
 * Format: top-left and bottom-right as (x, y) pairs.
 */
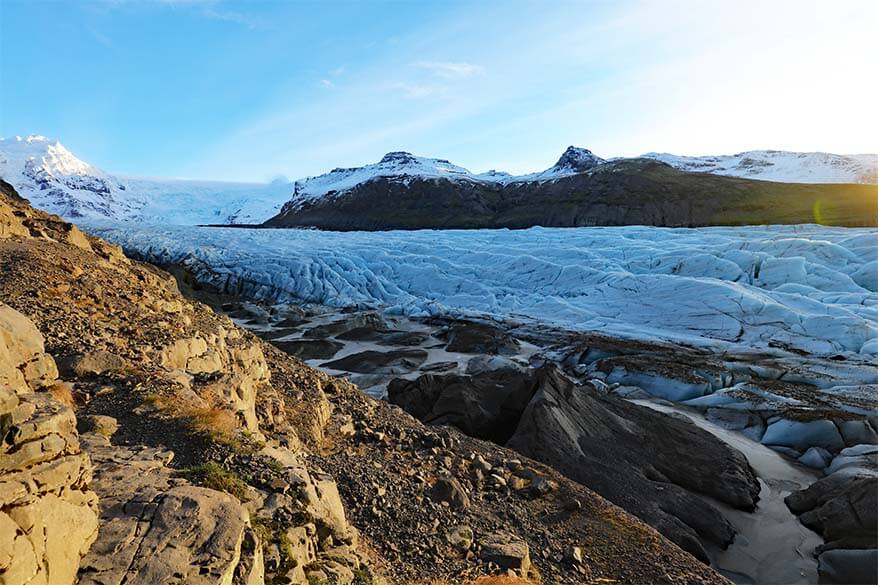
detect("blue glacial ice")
(82, 223), (878, 358)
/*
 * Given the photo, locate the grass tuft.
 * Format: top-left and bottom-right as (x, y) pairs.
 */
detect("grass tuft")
(179, 462), (249, 501)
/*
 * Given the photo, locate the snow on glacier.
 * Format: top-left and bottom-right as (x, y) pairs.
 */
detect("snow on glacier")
(82, 222), (878, 357)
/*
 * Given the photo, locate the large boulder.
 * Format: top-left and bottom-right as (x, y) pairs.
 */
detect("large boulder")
(0, 303), (58, 392)
(478, 531), (531, 574)
(156, 328), (272, 434)
(56, 350), (126, 378)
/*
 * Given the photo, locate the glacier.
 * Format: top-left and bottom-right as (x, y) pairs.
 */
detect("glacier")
(82, 222), (878, 358)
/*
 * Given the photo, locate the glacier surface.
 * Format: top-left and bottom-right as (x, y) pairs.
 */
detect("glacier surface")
(83, 223), (878, 357)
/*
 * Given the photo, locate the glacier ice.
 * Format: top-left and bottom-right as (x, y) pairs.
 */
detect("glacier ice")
(81, 222), (878, 359)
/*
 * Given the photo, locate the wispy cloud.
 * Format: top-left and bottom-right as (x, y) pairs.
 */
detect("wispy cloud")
(100, 0), (262, 28)
(387, 82), (439, 98)
(319, 79), (335, 89)
(200, 6), (259, 28)
(415, 61), (483, 79)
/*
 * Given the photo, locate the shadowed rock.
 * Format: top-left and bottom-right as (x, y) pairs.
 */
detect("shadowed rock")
(322, 349), (427, 375)
(390, 365), (761, 562)
(442, 321), (520, 356)
(274, 339), (344, 360)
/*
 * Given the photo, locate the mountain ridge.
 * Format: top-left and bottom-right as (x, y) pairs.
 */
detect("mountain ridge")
(267, 158), (878, 230)
(2, 134), (876, 226)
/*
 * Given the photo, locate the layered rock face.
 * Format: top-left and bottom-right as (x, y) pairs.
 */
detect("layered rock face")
(1, 303), (99, 585)
(0, 180), (368, 584)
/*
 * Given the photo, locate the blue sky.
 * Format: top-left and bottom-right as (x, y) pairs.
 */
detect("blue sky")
(1, 0), (876, 181)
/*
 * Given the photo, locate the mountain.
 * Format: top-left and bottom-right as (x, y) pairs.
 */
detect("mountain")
(0, 135), (137, 219)
(266, 156), (878, 230)
(0, 135), (291, 224)
(282, 150), (481, 212)
(3, 135), (877, 228)
(273, 146), (610, 222)
(507, 145), (606, 182)
(642, 150), (878, 184)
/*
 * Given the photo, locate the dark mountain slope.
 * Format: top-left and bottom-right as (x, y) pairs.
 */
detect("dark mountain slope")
(265, 159), (878, 230)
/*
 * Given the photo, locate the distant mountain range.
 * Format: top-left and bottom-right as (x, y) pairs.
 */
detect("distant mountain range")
(1, 135), (876, 228)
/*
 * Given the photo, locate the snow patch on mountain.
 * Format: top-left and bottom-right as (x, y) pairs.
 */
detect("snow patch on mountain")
(643, 150), (878, 184)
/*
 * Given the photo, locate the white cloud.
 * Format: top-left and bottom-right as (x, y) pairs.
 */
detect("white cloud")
(319, 79), (335, 89)
(415, 61), (483, 79)
(387, 82), (438, 98)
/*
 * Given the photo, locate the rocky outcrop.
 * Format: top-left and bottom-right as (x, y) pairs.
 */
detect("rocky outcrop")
(389, 369), (536, 443)
(1, 303), (99, 585)
(390, 364), (761, 562)
(156, 326), (271, 435)
(77, 434), (262, 585)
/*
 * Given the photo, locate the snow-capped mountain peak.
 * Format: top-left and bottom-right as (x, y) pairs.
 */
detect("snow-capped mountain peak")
(553, 146), (605, 173)
(285, 151), (480, 210)
(6, 134), (98, 177)
(0, 135), (133, 219)
(501, 145), (606, 183)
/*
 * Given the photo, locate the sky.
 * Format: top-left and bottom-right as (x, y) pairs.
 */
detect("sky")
(1, 0), (876, 182)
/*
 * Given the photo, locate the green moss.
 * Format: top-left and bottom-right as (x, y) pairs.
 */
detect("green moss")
(178, 462), (249, 501)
